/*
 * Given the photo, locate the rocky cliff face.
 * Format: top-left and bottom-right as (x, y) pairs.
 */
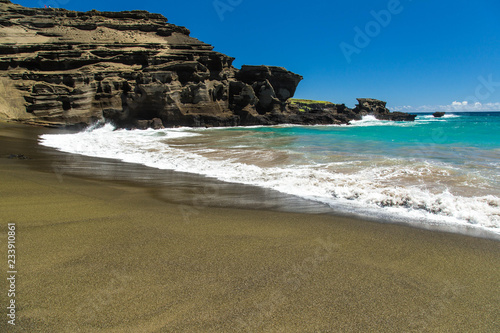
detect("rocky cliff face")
(0, 0), (415, 128)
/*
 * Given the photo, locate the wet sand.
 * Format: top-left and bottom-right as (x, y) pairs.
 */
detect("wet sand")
(0, 122), (499, 332)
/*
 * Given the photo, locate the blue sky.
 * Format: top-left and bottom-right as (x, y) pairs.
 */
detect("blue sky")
(13, 0), (500, 111)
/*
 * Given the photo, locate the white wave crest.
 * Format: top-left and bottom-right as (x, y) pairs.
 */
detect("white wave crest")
(350, 115), (416, 127)
(417, 114), (461, 120)
(39, 125), (500, 236)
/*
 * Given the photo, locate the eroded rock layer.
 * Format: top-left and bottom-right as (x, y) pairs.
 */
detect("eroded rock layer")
(0, 0), (415, 128)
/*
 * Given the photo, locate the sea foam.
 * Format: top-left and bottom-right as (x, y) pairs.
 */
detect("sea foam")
(39, 121), (500, 239)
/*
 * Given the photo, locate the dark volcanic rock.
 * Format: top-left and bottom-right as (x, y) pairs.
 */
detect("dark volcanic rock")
(286, 99), (359, 125)
(236, 65), (303, 113)
(0, 1), (415, 128)
(433, 112), (446, 118)
(354, 98), (416, 121)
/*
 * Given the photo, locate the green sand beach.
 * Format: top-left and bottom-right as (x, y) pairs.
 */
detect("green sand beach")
(1, 122), (499, 332)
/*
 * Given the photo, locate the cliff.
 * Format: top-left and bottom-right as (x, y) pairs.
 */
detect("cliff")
(0, 0), (415, 128)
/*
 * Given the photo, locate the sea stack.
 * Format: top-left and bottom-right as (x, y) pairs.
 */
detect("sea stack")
(433, 112), (446, 118)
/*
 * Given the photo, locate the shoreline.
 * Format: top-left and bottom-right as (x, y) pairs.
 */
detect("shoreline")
(1, 121), (500, 331)
(38, 121), (500, 241)
(4, 120), (500, 241)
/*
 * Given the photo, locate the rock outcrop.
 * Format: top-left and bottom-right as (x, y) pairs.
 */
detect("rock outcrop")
(433, 112), (445, 118)
(0, 0), (415, 128)
(353, 98), (417, 122)
(286, 99), (359, 125)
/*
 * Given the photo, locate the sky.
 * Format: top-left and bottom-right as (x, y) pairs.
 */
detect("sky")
(12, 0), (500, 111)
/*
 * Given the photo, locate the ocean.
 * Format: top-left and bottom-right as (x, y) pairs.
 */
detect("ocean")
(39, 112), (500, 238)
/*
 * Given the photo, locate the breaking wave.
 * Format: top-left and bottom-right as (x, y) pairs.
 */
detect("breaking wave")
(40, 121), (500, 238)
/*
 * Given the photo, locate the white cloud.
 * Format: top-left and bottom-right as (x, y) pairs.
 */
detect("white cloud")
(392, 101), (500, 112)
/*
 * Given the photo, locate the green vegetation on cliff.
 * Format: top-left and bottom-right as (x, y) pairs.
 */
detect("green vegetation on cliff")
(289, 99), (334, 112)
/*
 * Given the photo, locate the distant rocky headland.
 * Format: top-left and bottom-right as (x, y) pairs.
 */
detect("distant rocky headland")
(0, 0), (416, 129)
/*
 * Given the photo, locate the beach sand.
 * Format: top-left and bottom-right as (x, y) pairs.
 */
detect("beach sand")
(0, 122), (499, 332)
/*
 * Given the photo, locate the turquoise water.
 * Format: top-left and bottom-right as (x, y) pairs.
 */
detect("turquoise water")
(40, 112), (500, 237)
(228, 112), (500, 166)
